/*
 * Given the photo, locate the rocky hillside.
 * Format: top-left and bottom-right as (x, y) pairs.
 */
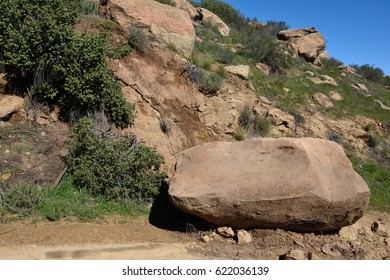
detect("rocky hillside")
(0, 0), (389, 220)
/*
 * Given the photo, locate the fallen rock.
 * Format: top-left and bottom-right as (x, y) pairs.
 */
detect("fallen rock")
(109, 0), (196, 58)
(200, 235), (210, 243)
(308, 75), (338, 86)
(0, 95), (24, 119)
(217, 227), (235, 238)
(236, 230), (252, 244)
(259, 96), (272, 105)
(321, 244), (341, 257)
(169, 138), (370, 231)
(256, 62), (272, 75)
(328, 91), (343, 101)
(313, 92), (334, 109)
(352, 83), (371, 96)
(371, 222), (389, 237)
(224, 65), (250, 80)
(278, 27), (327, 66)
(338, 65), (357, 74)
(196, 8), (230, 37)
(374, 100), (390, 110)
(339, 223), (360, 241)
(281, 249), (306, 260)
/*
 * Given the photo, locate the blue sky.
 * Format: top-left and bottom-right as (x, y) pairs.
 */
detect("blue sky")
(198, 0), (390, 75)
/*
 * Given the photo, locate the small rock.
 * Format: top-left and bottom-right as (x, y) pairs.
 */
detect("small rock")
(321, 244), (340, 257)
(371, 221), (389, 237)
(236, 229), (252, 244)
(0, 95), (25, 119)
(328, 90), (343, 101)
(283, 87), (291, 93)
(255, 62), (272, 75)
(313, 92), (334, 109)
(293, 239), (305, 248)
(259, 96), (272, 105)
(352, 83), (371, 96)
(339, 223), (359, 241)
(308, 252), (321, 260)
(0, 173), (11, 181)
(385, 238), (390, 246)
(224, 65), (250, 80)
(217, 227), (235, 238)
(282, 249), (306, 260)
(198, 104), (207, 112)
(4, 149), (10, 154)
(247, 81), (256, 92)
(200, 235), (210, 243)
(40, 131), (46, 137)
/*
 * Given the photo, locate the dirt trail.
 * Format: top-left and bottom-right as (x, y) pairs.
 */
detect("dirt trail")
(0, 212), (389, 260)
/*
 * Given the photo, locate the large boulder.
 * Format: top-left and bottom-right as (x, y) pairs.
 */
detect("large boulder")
(172, 0), (199, 19)
(169, 138), (370, 232)
(278, 27), (327, 66)
(224, 65), (250, 80)
(109, 0), (196, 58)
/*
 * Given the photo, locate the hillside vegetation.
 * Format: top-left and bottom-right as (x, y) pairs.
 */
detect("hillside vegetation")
(0, 0), (389, 222)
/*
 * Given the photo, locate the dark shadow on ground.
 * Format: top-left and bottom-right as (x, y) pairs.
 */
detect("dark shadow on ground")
(149, 184), (211, 233)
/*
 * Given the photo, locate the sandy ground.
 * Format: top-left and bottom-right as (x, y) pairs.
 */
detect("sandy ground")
(0, 211), (389, 260)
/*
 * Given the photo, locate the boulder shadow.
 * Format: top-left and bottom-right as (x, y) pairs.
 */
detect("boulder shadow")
(149, 184), (211, 233)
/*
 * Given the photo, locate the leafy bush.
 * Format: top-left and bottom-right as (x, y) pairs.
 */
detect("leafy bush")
(238, 104), (270, 137)
(67, 117), (166, 203)
(353, 64), (385, 83)
(199, 0), (246, 29)
(0, 182), (44, 216)
(0, 0), (134, 128)
(79, 0), (98, 15)
(267, 21), (289, 37)
(188, 67), (223, 96)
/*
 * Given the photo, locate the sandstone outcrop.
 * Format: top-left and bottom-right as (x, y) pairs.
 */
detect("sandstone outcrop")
(169, 138), (370, 232)
(196, 8), (230, 37)
(172, 0), (198, 19)
(0, 95), (24, 119)
(109, 0), (196, 58)
(308, 74), (338, 86)
(278, 27), (327, 66)
(352, 83), (371, 97)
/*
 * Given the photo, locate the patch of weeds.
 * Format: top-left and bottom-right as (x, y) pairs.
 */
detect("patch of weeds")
(0, 182), (45, 217)
(39, 175), (148, 221)
(154, 0), (176, 7)
(351, 157), (390, 212)
(327, 131), (342, 144)
(166, 42), (178, 53)
(233, 129), (245, 141)
(238, 104), (270, 137)
(106, 44), (132, 59)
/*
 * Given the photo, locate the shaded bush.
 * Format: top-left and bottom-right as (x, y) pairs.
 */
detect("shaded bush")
(67, 117), (166, 203)
(159, 117), (172, 134)
(238, 104), (270, 137)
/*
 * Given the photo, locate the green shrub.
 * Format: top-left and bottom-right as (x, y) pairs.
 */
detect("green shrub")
(188, 67), (223, 96)
(199, 0), (246, 29)
(238, 104), (270, 137)
(67, 117), (166, 203)
(352, 64), (385, 83)
(0, 0), (134, 128)
(128, 26), (149, 53)
(0, 182), (44, 216)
